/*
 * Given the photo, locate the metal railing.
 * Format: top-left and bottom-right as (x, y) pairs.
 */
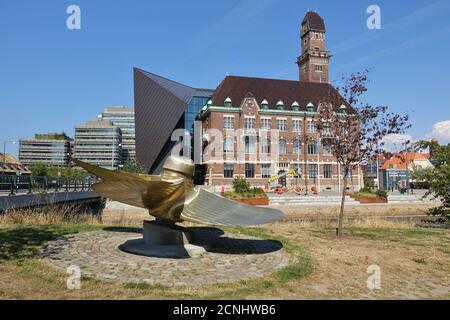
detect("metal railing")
(0, 175), (93, 196)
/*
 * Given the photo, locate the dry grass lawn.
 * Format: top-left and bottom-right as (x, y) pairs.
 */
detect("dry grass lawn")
(0, 210), (449, 300)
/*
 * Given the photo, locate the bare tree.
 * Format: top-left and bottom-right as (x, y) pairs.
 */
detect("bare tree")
(317, 70), (410, 237)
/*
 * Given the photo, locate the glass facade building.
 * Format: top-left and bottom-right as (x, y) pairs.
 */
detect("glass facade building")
(185, 92), (215, 134)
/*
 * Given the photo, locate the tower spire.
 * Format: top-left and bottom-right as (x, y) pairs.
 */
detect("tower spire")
(296, 12), (332, 83)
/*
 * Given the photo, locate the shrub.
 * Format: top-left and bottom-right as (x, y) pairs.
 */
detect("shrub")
(360, 187), (373, 194)
(232, 177), (251, 194)
(123, 159), (147, 174)
(375, 189), (387, 199)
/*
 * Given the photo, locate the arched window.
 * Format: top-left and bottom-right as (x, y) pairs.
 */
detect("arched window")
(322, 140), (332, 156)
(260, 138), (271, 154)
(293, 139), (301, 154)
(279, 139), (287, 155)
(308, 141), (318, 155)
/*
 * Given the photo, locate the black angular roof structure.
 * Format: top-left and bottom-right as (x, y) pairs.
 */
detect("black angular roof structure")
(133, 68), (213, 173)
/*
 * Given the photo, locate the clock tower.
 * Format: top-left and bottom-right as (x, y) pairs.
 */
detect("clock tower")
(296, 12), (331, 83)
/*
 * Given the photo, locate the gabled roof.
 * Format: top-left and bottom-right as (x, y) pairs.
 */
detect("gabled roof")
(302, 11), (326, 32)
(0, 153), (31, 174)
(382, 153), (430, 170)
(210, 75), (347, 112)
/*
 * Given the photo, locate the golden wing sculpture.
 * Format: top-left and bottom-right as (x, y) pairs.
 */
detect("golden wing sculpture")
(71, 156), (283, 226)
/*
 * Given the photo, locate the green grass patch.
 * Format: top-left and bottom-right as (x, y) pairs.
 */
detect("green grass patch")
(345, 227), (445, 242)
(354, 192), (378, 199)
(0, 224), (102, 261)
(412, 257), (427, 265)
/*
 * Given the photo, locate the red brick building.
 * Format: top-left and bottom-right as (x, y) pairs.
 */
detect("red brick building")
(197, 12), (363, 192)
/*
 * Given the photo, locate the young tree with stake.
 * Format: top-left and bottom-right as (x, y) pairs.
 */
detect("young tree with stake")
(317, 70), (410, 237)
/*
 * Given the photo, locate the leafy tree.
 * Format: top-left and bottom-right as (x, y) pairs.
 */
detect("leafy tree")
(29, 162), (48, 177)
(122, 159), (148, 174)
(317, 70), (410, 236)
(413, 140), (450, 221)
(232, 177), (251, 194)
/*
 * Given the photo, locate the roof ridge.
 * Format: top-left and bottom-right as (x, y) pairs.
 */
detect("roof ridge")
(224, 74), (300, 83)
(133, 67), (195, 91)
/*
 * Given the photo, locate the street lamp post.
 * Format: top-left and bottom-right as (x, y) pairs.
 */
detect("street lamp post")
(2, 140), (17, 175)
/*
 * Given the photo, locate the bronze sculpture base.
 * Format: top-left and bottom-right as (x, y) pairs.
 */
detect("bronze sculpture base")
(119, 220), (206, 259)
(143, 220), (192, 246)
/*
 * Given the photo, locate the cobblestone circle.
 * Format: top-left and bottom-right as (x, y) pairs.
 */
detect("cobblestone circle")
(41, 229), (289, 286)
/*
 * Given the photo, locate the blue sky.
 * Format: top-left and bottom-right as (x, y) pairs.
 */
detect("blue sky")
(1, 0), (450, 156)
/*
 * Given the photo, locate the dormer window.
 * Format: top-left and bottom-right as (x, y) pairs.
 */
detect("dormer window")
(207, 99), (212, 106)
(276, 100), (284, 110)
(306, 102), (314, 112)
(291, 101), (300, 111)
(261, 99), (269, 109)
(224, 97), (232, 107)
(340, 104), (347, 114)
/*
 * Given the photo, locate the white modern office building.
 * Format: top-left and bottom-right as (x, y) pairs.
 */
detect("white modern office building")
(19, 133), (72, 167)
(100, 106), (135, 161)
(73, 119), (122, 170)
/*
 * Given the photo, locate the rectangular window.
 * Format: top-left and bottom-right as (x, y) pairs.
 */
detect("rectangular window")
(307, 121), (317, 133)
(245, 136), (256, 154)
(261, 164), (272, 178)
(224, 116), (234, 129)
(245, 163), (255, 178)
(308, 164), (318, 178)
(244, 117), (255, 129)
(324, 164), (332, 179)
(261, 118), (271, 130)
(224, 163), (234, 178)
(293, 120), (302, 132)
(277, 119), (287, 132)
(315, 65), (323, 72)
(224, 137), (234, 153)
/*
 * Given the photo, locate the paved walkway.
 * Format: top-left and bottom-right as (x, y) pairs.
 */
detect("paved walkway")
(41, 229), (289, 286)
